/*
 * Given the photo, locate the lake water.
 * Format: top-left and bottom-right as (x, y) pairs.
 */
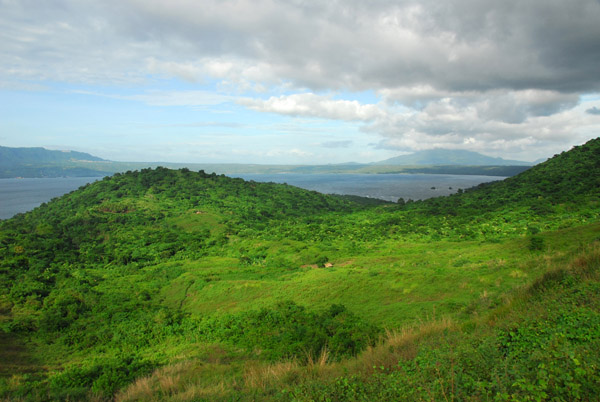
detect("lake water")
(0, 177), (100, 220)
(0, 173), (503, 220)
(234, 173), (502, 202)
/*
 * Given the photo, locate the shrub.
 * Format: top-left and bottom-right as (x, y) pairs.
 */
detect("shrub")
(48, 354), (155, 397)
(196, 301), (380, 362)
(528, 236), (545, 251)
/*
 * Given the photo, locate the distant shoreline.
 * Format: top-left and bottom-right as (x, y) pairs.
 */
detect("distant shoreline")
(0, 173), (504, 220)
(1, 161), (530, 179)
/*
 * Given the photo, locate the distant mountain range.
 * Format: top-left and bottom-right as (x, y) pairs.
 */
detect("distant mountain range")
(0, 145), (534, 178)
(0, 146), (108, 178)
(0, 146), (105, 165)
(375, 149), (533, 166)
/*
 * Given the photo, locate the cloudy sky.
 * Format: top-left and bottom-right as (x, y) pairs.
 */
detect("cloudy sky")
(1, 0), (600, 164)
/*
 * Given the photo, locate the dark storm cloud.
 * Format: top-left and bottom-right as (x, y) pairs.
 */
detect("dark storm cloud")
(415, 0), (600, 92)
(3, 0), (599, 93)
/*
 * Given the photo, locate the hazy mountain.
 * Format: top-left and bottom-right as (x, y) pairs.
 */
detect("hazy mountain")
(375, 149), (533, 166)
(0, 145), (534, 179)
(0, 146), (108, 178)
(0, 146), (105, 166)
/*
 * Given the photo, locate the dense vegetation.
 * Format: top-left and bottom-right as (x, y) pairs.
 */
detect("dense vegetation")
(1, 138), (599, 400)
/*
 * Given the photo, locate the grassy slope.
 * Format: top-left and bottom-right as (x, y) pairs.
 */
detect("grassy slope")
(117, 238), (600, 401)
(0, 139), (599, 400)
(281, 240), (600, 402)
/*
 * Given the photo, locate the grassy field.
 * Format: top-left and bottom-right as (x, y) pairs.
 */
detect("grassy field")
(111, 243), (600, 401)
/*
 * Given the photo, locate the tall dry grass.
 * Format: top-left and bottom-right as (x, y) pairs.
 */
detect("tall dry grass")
(116, 360), (237, 402)
(353, 316), (454, 376)
(116, 361), (191, 401)
(243, 360), (298, 390)
(116, 316), (459, 401)
(243, 347), (334, 391)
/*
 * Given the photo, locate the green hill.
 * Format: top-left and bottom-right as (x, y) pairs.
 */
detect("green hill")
(1, 139), (599, 401)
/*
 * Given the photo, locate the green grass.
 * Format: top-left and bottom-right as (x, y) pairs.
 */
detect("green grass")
(3, 219), (599, 399)
(111, 238), (600, 401)
(148, 224), (599, 328)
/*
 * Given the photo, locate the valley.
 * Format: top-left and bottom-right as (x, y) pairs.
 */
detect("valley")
(0, 139), (599, 401)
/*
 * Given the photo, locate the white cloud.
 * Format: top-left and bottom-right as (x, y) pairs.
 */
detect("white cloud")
(238, 93), (385, 121)
(319, 140), (353, 149)
(71, 89), (232, 107)
(146, 58), (205, 82)
(233, 87), (596, 159)
(231, 147), (314, 159)
(4, 0), (599, 92)
(126, 90), (232, 107)
(364, 96), (599, 160)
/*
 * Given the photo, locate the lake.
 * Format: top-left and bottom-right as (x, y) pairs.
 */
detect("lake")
(0, 173), (503, 220)
(0, 177), (101, 220)
(234, 173), (502, 202)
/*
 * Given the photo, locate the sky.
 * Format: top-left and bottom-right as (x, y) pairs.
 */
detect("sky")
(1, 0), (600, 164)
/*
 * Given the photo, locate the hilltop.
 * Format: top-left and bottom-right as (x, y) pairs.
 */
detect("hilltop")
(0, 138), (599, 400)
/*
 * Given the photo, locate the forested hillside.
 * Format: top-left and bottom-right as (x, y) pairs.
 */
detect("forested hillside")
(1, 139), (599, 401)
